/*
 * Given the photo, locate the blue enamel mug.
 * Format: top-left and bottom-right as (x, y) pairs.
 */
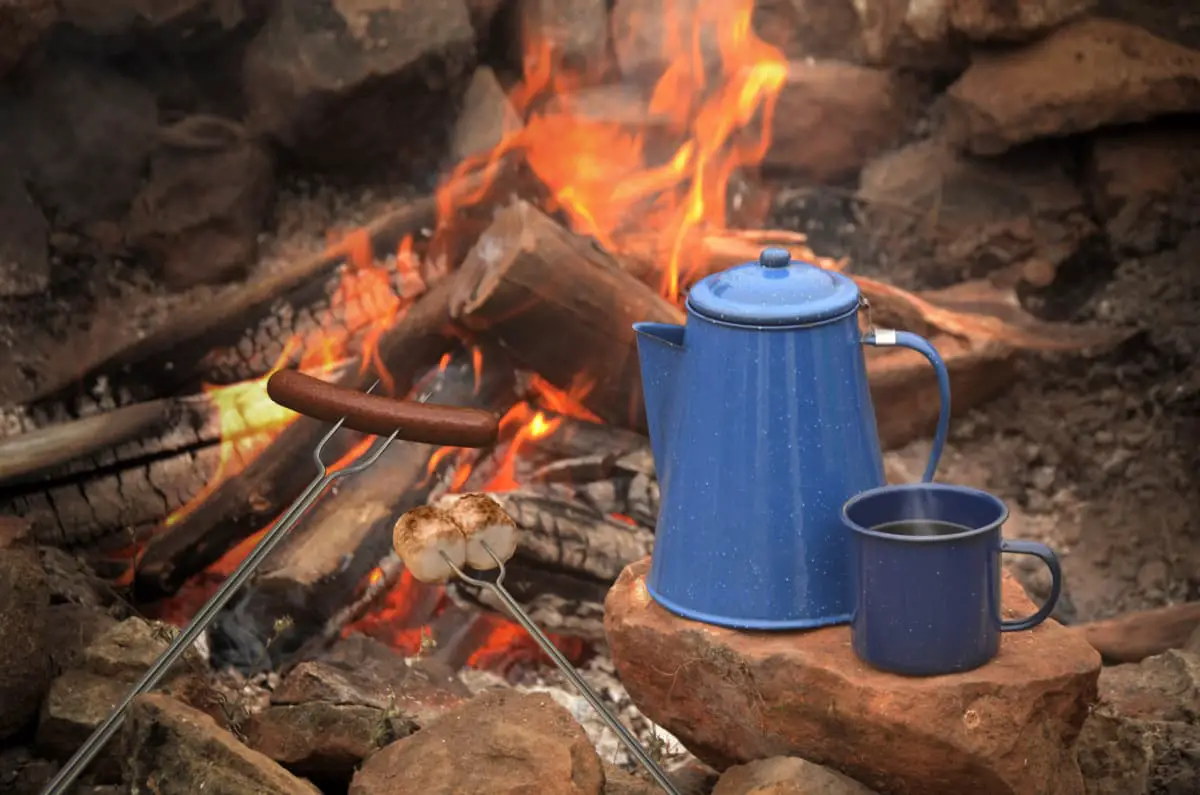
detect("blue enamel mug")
(842, 483), (1063, 676)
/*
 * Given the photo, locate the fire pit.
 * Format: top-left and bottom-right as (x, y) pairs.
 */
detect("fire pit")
(1, 1), (1198, 794)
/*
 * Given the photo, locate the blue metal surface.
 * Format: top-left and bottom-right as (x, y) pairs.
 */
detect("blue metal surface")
(843, 483), (1063, 676)
(632, 249), (954, 629)
(685, 247), (862, 326)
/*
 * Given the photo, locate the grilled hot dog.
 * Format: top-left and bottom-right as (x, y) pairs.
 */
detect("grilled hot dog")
(267, 370), (499, 448)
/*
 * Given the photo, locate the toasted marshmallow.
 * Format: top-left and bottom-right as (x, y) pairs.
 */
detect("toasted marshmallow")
(445, 493), (518, 570)
(392, 506), (467, 583)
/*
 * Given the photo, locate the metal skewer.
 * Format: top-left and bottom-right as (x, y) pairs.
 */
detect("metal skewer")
(42, 385), (401, 795)
(442, 543), (682, 795)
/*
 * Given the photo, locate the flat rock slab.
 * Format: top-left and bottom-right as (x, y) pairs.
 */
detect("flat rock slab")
(944, 17), (1200, 155)
(605, 558), (1101, 795)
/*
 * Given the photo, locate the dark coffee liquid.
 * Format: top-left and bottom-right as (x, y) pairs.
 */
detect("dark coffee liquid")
(871, 519), (973, 538)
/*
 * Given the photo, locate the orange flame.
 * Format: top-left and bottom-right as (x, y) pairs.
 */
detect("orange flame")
(148, 0), (788, 672)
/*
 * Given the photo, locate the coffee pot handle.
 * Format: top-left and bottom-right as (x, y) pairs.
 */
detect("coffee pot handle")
(862, 329), (951, 482)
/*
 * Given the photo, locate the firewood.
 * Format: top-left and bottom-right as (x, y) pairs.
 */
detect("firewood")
(205, 349), (518, 671)
(448, 484), (655, 642)
(25, 157), (513, 410)
(450, 200), (684, 432)
(132, 277), (465, 600)
(0, 358), (364, 493)
(1073, 602), (1200, 664)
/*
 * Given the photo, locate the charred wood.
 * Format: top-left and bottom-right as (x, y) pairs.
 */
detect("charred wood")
(132, 277), (464, 600)
(0, 360), (363, 494)
(206, 347), (518, 672)
(450, 199), (684, 433)
(444, 484), (655, 642)
(27, 158), (514, 412)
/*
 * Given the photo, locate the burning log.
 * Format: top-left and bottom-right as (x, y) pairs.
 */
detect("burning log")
(132, 277), (464, 600)
(445, 484), (655, 642)
(27, 158), (514, 410)
(0, 360), (364, 494)
(450, 199), (684, 432)
(206, 348), (518, 671)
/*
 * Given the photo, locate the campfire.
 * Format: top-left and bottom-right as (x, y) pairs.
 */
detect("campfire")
(0, 0), (1117, 683)
(3, 0), (1197, 792)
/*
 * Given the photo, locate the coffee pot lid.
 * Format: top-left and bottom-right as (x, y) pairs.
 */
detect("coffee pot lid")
(686, 247), (861, 327)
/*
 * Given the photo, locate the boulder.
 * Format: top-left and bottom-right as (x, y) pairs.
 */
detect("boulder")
(349, 690), (605, 795)
(451, 67), (523, 162)
(756, 1), (1094, 69)
(713, 757), (877, 795)
(0, 57), (158, 233)
(242, 0), (476, 173)
(0, 143), (49, 298)
(0, 529), (51, 741)
(610, 0), (721, 85)
(605, 557), (1101, 795)
(127, 115), (275, 290)
(1097, 650), (1200, 726)
(762, 61), (924, 184)
(751, 0), (865, 63)
(245, 703), (412, 786)
(0, 0), (57, 77)
(1075, 650), (1200, 794)
(245, 642), (469, 785)
(944, 18), (1200, 155)
(58, 0), (255, 36)
(124, 693), (321, 795)
(857, 138), (1096, 285)
(36, 617), (213, 780)
(1085, 121), (1200, 256)
(516, 0), (611, 81)
(43, 603), (120, 676)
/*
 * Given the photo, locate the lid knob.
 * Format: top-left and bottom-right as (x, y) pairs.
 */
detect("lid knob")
(759, 247), (791, 269)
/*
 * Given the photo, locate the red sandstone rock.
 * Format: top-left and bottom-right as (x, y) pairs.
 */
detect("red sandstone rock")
(713, 756), (877, 794)
(944, 18), (1200, 155)
(124, 693), (320, 795)
(349, 690), (605, 795)
(762, 61), (924, 184)
(1085, 122), (1200, 256)
(604, 557), (1101, 795)
(857, 138), (1094, 283)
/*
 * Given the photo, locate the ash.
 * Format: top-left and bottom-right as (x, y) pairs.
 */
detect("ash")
(458, 652), (695, 774)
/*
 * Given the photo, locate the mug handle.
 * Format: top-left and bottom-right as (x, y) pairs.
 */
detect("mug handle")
(999, 539), (1064, 632)
(863, 329), (951, 482)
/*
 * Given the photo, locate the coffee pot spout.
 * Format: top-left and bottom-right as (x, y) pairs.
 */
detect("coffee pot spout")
(633, 322), (685, 467)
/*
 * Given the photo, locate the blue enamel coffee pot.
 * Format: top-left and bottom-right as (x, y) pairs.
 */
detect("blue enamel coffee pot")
(633, 247), (952, 630)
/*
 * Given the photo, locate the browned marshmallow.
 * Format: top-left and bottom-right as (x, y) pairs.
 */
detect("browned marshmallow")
(443, 493), (518, 570)
(392, 505), (467, 583)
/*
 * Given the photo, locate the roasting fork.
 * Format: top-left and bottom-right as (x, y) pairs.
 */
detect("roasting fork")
(40, 385), (406, 795)
(43, 371), (679, 795)
(442, 543), (683, 795)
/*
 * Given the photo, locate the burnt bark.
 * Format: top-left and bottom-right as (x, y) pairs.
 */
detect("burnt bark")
(447, 482), (656, 642)
(206, 347), (518, 671)
(26, 158), (514, 411)
(450, 199), (684, 433)
(132, 277), (465, 600)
